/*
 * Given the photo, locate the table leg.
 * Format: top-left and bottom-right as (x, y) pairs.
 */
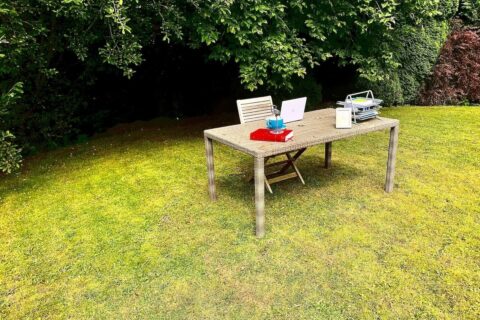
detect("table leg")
(254, 157), (265, 238)
(325, 142), (332, 168)
(385, 125), (399, 193)
(204, 137), (217, 200)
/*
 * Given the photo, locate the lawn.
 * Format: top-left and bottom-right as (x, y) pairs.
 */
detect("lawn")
(0, 107), (479, 319)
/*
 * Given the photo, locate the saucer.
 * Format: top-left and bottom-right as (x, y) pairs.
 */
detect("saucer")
(269, 125), (287, 134)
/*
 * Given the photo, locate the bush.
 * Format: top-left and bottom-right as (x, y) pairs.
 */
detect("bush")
(0, 130), (22, 174)
(398, 22), (450, 103)
(362, 72), (403, 106)
(363, 21), (449, 105)
(9, 75), (89, 153)
(0, 83), (23, 173)
(419, 28), (480, 105)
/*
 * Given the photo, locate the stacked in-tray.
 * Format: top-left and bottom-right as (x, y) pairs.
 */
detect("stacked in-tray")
(336, 91), (382, 123)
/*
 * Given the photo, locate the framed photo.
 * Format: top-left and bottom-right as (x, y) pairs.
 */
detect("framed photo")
(336, 108), (352, 129)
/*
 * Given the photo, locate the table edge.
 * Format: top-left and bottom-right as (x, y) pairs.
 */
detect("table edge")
(204, 118), (399, 158)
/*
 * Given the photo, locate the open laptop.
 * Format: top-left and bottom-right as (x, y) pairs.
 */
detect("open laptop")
(280, 97), (307, 123)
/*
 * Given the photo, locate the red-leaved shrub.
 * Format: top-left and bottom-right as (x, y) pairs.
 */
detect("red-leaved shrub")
(419, 28), (480, 105)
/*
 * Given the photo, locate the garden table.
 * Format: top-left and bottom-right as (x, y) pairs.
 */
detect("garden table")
(204, 108), (399, 238)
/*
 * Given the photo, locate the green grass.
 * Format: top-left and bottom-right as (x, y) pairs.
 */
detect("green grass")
(1, 107), (479, 319)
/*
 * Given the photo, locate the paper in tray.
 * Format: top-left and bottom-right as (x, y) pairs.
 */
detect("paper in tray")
(337, 98), (383, 110)
(353, 110), (378, 121)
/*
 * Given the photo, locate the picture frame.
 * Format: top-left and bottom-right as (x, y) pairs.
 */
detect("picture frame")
(336, 108), (352, 129)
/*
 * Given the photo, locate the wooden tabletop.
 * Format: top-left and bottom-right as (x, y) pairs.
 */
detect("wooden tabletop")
(204, 108), (399, 158)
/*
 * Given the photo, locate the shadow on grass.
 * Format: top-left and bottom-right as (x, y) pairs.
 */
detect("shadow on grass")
(215, 154), (366, 202)
(0, 117), (224, 195)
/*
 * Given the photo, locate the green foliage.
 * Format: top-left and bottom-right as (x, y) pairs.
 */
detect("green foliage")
(0, 83), (23, 173)
(0, 82), (23, 115)
(398, 22), (450, 103)
(363, 21), (450, 105)
(0, 130), (22, 174)
(362, 72), (403, 106)
(458, 0), (480, 23)
(1, 0), (458, 93)
(439, 0), (461, 18)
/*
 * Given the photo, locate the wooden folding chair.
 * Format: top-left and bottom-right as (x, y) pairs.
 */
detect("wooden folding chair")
(237, 96), (306, 193)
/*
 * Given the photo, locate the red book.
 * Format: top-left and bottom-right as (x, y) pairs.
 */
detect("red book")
(250, 128), (293, 142)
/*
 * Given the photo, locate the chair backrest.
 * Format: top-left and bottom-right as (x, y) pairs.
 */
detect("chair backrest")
(236, 96), (273, 124)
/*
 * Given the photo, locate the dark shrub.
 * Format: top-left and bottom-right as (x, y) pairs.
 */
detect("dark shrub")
(419, 28), (480, 105)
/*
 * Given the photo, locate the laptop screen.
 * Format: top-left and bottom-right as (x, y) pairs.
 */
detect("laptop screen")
(280, 97), (307, 123)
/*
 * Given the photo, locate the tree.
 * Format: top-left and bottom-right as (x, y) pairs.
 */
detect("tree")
(2, 0), (454, 92)
(0, 0), (464, 173)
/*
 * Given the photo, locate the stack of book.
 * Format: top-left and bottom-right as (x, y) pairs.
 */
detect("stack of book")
(336, 91), (382, 123)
